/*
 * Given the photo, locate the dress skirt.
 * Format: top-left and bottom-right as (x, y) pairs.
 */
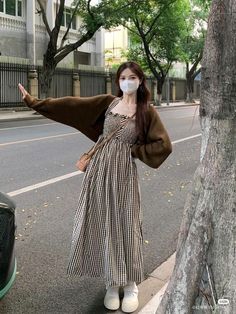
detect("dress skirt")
(67, 98), (144, 288)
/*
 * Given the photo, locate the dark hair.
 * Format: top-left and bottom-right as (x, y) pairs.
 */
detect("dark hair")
(115, 61), (150, 141)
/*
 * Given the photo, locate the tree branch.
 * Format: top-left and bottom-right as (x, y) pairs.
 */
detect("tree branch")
(189, 50), (203, 76)
(119, 21), (140, 37)
(55, 23), (103, 64)
(87, 0), (94, 19)
(146, 24), (159, 44)
(166, 61), (172, 74)
(36, 0), (52, 36)
(133, 16), (161, 79)
(144, 11), (162, 38)
(193, 67), (201, 79)
(60, 1), (80, 48)
(52, 0), (65, 45)
(145, 0), (177, 38)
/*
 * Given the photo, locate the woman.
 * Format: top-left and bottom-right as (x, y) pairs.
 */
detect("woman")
(18, 61), (172, 313)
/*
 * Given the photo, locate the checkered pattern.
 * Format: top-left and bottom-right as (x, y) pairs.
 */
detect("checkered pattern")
(67, 99), (144, 288)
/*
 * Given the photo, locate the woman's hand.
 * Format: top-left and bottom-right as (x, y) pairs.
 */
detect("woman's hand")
(18, 83), (29, 100)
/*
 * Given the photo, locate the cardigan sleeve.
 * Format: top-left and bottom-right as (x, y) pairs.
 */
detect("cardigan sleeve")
(131, 105), (172, 169)
(23, 93), (116, 131)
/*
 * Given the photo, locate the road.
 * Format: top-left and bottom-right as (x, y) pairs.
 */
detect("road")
(0, 106), (201, 314)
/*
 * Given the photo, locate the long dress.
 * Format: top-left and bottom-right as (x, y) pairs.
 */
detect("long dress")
(67, 98), (144, 288)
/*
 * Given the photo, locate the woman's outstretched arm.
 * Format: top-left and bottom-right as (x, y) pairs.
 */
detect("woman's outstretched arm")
(18, 83), (116, 132)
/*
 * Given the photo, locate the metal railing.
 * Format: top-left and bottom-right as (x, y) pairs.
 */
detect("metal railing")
(0, 63), (30, 107)
(0, 62), (201, 108)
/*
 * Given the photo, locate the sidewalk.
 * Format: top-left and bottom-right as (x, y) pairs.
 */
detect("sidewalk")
(0, 101), (199, 123)
(0, 109), (45, 122)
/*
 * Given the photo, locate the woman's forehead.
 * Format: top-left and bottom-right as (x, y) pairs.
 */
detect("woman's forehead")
(120, 68), (138, 77)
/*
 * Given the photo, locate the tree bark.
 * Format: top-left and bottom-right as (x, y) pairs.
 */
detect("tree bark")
(156, 76), (165, 105)
(186, 63), (202, 103)
(156, 1), (236, 313)
(186, 65), (195, 103)
(40, 48), (57, 98)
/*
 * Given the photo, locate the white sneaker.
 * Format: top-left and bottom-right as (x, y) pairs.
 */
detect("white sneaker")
(121, 282), (139, 313)
(104, 286), (120, 310)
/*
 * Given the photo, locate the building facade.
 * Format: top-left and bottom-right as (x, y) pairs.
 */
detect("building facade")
(104, 25), (128, 67)
(0, 0), (105, 67)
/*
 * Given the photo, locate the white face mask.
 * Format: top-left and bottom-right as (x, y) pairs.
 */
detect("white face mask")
(119, 79), (140, 95)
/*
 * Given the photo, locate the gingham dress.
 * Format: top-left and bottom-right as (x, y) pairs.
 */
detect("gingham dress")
(67, 98), (144, 288)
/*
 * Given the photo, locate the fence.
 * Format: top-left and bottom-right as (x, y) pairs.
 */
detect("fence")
(0, 62), (200, 108)
(0, 63), (30, 107)
(37, 67), (74, 98)
(79, 70), (107, 96)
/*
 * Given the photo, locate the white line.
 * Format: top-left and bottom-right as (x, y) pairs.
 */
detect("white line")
(172, 133), (201, 144)
(0, 122), (57, 131)
(8, 171), (82, 197)
(0, 132), (79, 146)
(7, 133), (202, 197)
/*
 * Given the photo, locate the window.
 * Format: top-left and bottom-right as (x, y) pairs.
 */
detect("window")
(61, 8), (76, 30)
(6, 1), (15, 16)
(0, 0), (4, 13)
(0, 0), (22, 17)
(17, 0), (22, 17)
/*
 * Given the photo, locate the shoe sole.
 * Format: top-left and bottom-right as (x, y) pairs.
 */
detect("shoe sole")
(104, 302), (120, 311)
(121, 300), (139, 313)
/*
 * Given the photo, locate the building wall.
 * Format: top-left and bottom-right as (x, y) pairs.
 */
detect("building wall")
(104, 26), (128, 66)
(0, 10), (27, 59)
(0, 0), (104, 67)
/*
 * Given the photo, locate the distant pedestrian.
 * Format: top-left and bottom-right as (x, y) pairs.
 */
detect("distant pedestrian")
(18, 61), (172, 313)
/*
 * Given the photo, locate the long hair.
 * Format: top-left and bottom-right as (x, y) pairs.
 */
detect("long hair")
(115, 61), (150, 141)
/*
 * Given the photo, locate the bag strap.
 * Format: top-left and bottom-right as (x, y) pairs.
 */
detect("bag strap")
(86, 112), (136, 157)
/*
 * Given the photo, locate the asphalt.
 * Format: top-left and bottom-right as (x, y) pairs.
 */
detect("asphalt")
(0, 101), (199, 313)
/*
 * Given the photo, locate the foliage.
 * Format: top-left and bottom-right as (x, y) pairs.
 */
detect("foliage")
(179, 0), (210, 65)
(118, 0), (190, 91)
(72, 0), (133, 35)
(121, 0), (211, 81)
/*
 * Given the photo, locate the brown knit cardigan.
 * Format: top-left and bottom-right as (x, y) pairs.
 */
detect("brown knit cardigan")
(24, 93), (172, 169)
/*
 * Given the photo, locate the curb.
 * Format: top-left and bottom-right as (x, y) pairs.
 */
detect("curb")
(156, 103), (199, 110)
(138, 282), (169, 314)
(136, 252), (176, 313)
(0, 113), (45, 123)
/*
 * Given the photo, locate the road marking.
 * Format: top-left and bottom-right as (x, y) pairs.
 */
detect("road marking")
(0, 122), (57, 131)
(7, 133), (202, 197)
(8, 171), (82, 197)
(172, 134), (201, 144)
(0, 132), (79, 146)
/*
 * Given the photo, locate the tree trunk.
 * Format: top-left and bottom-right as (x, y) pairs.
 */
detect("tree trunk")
(39, 49), (57, 98)
(156, 1), (236, 313)
(186, 73), (194, 103)
(156, 76), (165, 105)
